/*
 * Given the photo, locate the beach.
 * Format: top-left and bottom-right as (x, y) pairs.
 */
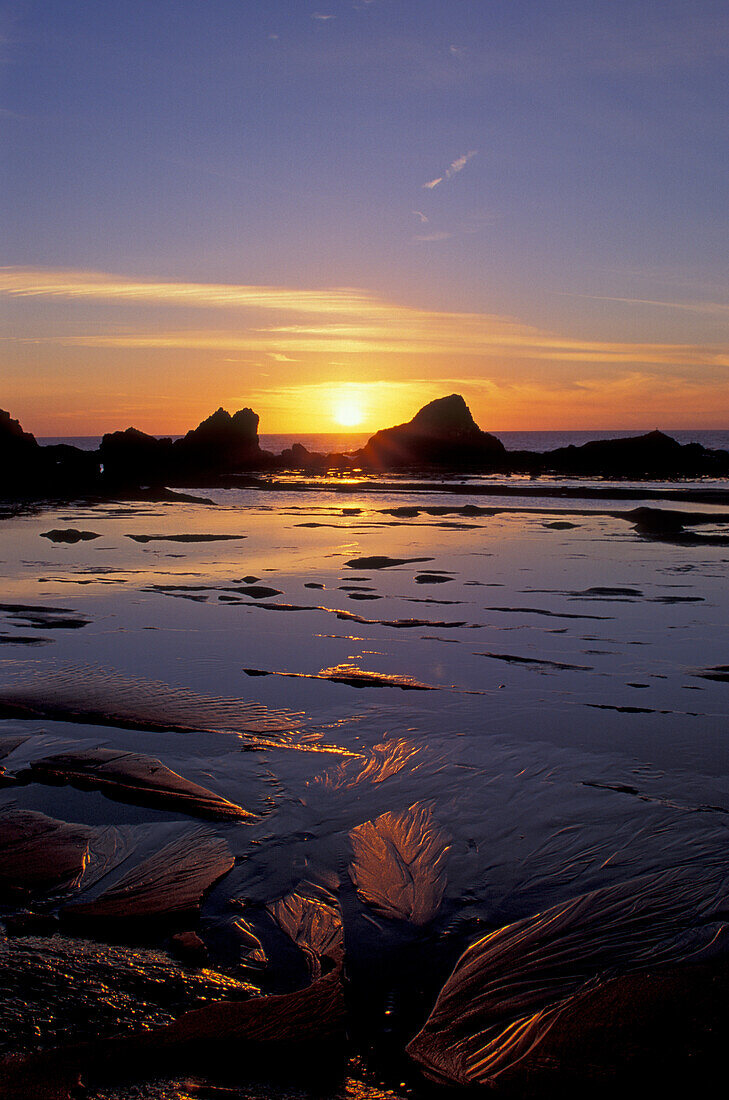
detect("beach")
(2, 474), (729, 1097)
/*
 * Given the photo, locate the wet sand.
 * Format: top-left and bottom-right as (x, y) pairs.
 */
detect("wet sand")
(2, 480), (729, 1097)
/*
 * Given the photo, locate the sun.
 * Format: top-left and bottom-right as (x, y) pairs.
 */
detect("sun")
(332, 395), (364, 428)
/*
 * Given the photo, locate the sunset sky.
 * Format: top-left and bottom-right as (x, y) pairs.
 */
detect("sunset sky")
(2, 1), (729, 435)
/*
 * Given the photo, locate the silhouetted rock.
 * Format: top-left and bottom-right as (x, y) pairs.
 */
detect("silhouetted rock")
(359, 394), (506, 469)
(628, 507), (687, 537)
(99, 427), (172, 484)
(279, 442), (328, 471)
(99, 408), (270, 489)
(0, 409), (46, 495)
(537, 430), (729, 478)
(40, 529), (101, 543)
(42, 442), (102, 488)
(173, 406), (261, 475)
(0, 409), (38, 457)
(0, 412), (105, 497)
(4, 399), (729, 501)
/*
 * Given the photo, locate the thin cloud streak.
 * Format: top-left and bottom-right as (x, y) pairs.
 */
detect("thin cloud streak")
(422, 149), (477, 189)
(29, 327), (729, 370)
(0, 268), (380, 316)
(4, 268), (728, 372)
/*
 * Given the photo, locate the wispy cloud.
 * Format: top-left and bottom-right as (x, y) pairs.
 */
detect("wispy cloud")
(447, 150), (476, 176)
(413, 210), (429, 223)
(3, 268), (728, 376)
(422, 149), (477, 189)
(0, 268), (377, 315)
(311, 12), (335, 20)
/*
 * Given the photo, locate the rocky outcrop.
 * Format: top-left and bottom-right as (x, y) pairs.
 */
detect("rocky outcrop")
(543, 430), (706, 477)
(358, 394), (506, 470)
(279, 442), (328, 472)
(99, 426), (172, 484)
(173, 406), (261, 476)
(4, 398), (729, 499)
(0, 409), (39, 457)
(0, 409), (46, 495)
(99, 407), (268, 486)
(514, 429), (729, 479)
(0, 967), (345, 1099)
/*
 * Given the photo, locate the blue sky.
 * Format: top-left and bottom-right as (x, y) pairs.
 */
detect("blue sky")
(2, 1), (729, 433)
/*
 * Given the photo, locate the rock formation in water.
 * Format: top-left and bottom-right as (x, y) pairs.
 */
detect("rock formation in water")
(0, 409), (39, 458)
(4, 397), (729, 500)
(99, 406), (269, 486)
(98, 426), (171, 485)
(533, 429), (726, 478)
(173, 406), (263, 476)
(0, 408), (47, 495)
(278, 442), (328, 472)
(0, 409), (103, 498)
(357, 393), (506, 470)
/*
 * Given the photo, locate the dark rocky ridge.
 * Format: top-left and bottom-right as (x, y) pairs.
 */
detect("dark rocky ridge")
(2, 396), (729, 500)
(507, 428), (726, 479)
(99, 406), (264, 485)
(358, 393), (506, 469)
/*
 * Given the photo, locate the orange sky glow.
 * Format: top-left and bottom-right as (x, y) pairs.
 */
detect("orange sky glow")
(3, 268), (729, 437)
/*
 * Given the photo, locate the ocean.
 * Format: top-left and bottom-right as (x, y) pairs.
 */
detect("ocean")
(38, 428), (729, 453)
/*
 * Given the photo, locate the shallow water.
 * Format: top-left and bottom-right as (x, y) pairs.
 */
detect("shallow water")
(2, 483), (729, 1095)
